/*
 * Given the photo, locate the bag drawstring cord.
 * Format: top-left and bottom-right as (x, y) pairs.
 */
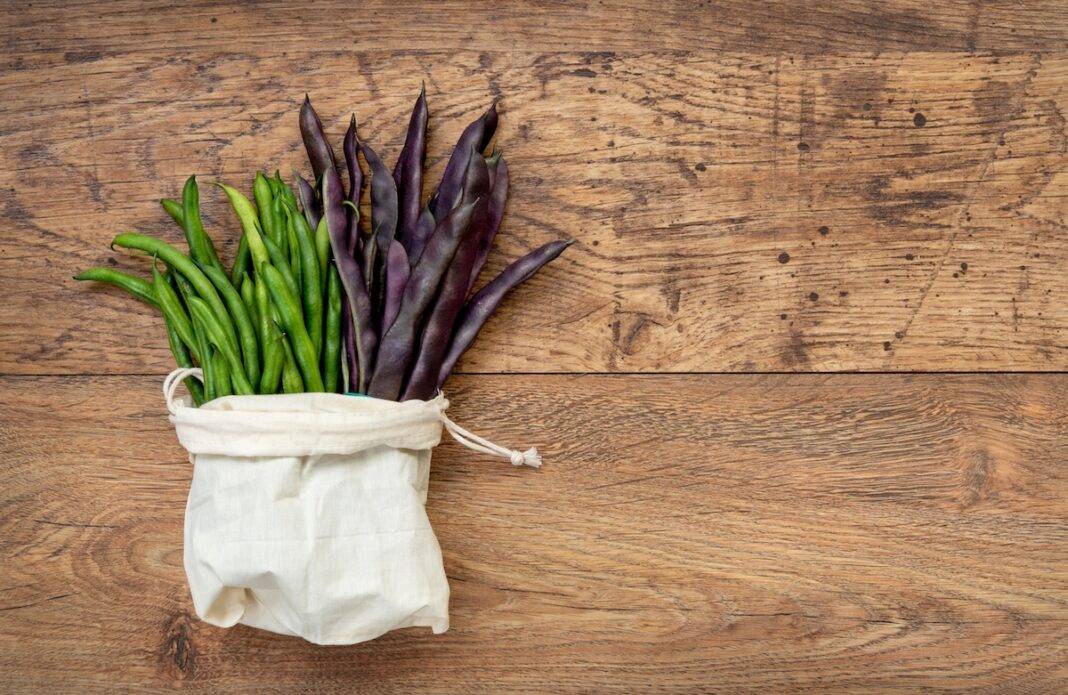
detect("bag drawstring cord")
(164, 367), (203, 415)
(162, 368), (542, 468)
(439, 411), (542, 468)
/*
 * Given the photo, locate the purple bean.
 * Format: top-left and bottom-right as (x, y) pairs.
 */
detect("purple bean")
(436, 239), (573, 389)
(407, 206), (435, 266)
(360, 139), (399, 323)
(466, 155), (509, 295)
(360, 140), (398, 264)
(381, 240), (409, 333)
(323, 167), (377, 392)
(403, 151), (491, 400)
(393, 86), (428, 251)
(343, 115), (362, 255)
(430, 102), (498, 219)
(367, 199), (478, 401)
(295, 173), (321, 231)
(341, 302), (358, 391)
(299, 95), (337, 183)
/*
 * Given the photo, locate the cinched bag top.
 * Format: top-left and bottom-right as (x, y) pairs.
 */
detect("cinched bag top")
(164, 367), (541, 465)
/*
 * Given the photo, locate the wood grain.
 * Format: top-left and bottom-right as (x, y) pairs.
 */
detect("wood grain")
(1, 49), (1065, 374)
(1, 2), (1066, 692)
(1, 374), (1065, 693)
(3, 0), (1066, 54)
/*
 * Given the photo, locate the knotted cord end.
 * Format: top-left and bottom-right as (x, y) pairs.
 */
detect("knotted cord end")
(439, 405), (543, 469)
(511, 447), (541, 468)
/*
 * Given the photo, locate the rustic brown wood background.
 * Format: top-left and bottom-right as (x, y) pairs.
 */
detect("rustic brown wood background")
(1, 1), (1066, 692)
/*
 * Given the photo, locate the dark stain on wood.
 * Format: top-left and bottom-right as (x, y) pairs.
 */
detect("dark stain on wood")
(158, 610), (197, 681)
(865, 176), (965, 227)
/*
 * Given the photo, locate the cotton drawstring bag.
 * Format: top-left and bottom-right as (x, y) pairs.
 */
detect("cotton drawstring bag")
(163, 367), (541, 646)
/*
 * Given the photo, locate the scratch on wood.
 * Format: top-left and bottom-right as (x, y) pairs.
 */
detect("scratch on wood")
(35, 518), (117, 529)
(891, 57), (1040, 350)
(0, 593), (74, 612)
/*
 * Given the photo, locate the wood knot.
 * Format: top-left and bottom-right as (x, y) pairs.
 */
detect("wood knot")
(158, 610), (197, 681)
(959, 448), (996, 509)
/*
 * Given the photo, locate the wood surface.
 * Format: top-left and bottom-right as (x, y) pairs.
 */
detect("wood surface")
(4, 0), (1068, 53)
(2, 10), (1067, 373)
(2, 375), (1066, 693)
(0, 1), (1065, 693)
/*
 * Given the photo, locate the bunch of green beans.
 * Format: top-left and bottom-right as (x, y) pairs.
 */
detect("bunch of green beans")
(76, 173), (343, 404)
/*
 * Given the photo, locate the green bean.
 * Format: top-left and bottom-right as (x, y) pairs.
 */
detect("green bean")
(240, 275), (259, 330)
(253, 172), (278, 245)
(268, 175), (289, 243)
(266, 172), (281, 196)
(135, 263), (203, 405)
(255, 277), (283, 394)
(273, 203), (291, 269)
(73, 267), (158, 308)
(161, 198), (184, 227)
(323, 264), (342, 393)
(212, 349), (232, 397)
(262, 235), (302, 312)
(279, 337), (304, 394)
(193, 314), (216, 401)
(151, 264), (199, 359)
(198, 262), (261, 387)
(217, 184), (270, 270)
(112, 233), (239, 354)
(265, 290), (302, 394)
(185, 296), (255, 395)
(287, 207), (322, 359)
(231, 234), (250, 286)
(267, 172), (285, 208)
(274, 192), (290, 251)
(314, 216), (331, 289)
(164, 314), (204, 406)
(278, 173), (298, 208)
(274, 174), (299, 218)
(182, 176), (224, 272)
(262, 264), (324, 392)
(284, 201), (302, 292)
(173, 273), (196, 310)
(168, 273), (195, 320)
(163, 262), (238, 361)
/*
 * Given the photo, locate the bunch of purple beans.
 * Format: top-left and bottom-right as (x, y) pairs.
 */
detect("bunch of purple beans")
(76, 89), (572, 404)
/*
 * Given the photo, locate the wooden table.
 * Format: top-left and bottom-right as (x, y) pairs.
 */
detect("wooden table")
(2, 2), (1065, 692)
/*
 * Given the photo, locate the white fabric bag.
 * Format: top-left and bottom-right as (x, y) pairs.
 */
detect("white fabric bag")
(163, 368), (540, 646)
